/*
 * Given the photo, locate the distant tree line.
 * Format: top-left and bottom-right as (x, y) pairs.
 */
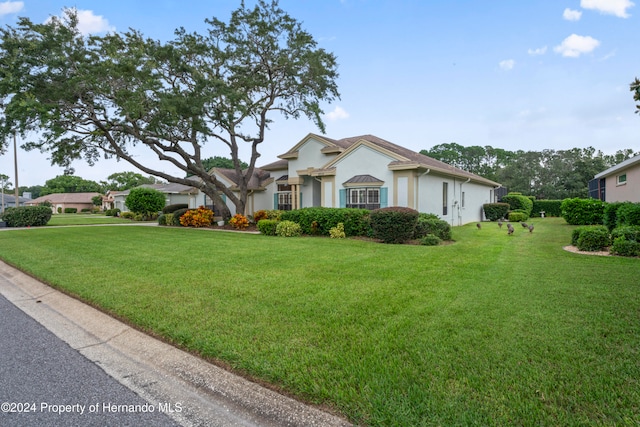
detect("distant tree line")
(420, 143), (639, 200)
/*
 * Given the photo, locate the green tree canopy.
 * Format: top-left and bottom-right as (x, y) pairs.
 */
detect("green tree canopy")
(103, 172), (159, 191)
(0, 1), (339, 219)
(40, 175), (102, 196)
(125, 187), (165, 215)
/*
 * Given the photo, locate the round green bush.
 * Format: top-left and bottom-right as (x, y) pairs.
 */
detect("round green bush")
(501, 194), (533, 217)
(483, 203), (510, 221)
(125, 187), (166, 216)
(1, 206), (52, 227)
(576, 227), (610, 251)
(370, 207), (419, 244)
(611, 225), (640, 242)
(276, 220), (302, 237)
(616, 203), (640, 228)
(610, 236), (640, 257)
(420, 234), (442, 246)
(162, 203), (189, 214)
(414, 215), (451, 241)
(508, 211), (528, 222)
(257, 219), (279, 236)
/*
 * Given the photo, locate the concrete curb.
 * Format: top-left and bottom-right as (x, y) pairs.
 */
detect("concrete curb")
(0, 261), (353, 427)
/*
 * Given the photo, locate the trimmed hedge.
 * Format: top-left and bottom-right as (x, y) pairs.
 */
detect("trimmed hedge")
(603, 202), (626, 231)
(414, 214), (452, 241)
(610, 237), (640, 257)
(616, 203), (640, 228)
(561, 198), (605, 225)
(531, 200), (562, 218)
(162, 203), (188, 214)
(370, 207), (419, 244)
(276, 220), (302, 237)
(572, 225), (610, 251)
(1, 206), (52, 227)
(279, 207), (371, 237)
(611, 225), (640, 242)
(64, 207), (78, 214)
(501, 193), (533, 217)
(508, 210), (528, 222)
(257, 219), (278, 236)
(483, 203), (510, 221)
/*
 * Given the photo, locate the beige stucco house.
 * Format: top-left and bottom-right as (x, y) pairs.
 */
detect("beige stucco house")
(25, 192), (101, 213)
(591, 154), (640, 203)
(206, 134), (501, 225)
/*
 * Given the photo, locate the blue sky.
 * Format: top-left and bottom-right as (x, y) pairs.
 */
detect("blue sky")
(1, 0), (638, 187)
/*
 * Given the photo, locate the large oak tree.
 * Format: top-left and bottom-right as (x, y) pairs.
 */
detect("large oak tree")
(0, 1), (339, 219)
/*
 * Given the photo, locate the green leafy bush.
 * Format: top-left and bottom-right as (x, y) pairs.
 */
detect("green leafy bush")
(329, 223), (346, 239)
(105, 208), (121, 217)
(561, 198), (605, 225)
(257, 219), (278, 236)
(501, 193), (533, 217)
(370, 207), (419, 244)
(616, 203), (640, 228)
(576, 227), (610, 251)
(483, 203), (510, 221)
(120, 211), (135, 219)
(162, 203), (188, 214)
(571, 225), (608, 246)
(611, 225), (640, 242)
(508, 210), (528, 222)
(610, 237), (640, 257)
(265, 210), (284, 220)
(64, 207), (78, 214)
(1, 206), (52, 227)
(276, 220), (302, 237)
(531, 200), (562, 218)
(414, 214), (452, 241)
(125, 187), (166, 217)
(280, 207), (371, 237)
(603, 202), (625, 231)
(420, 234), (442, 246)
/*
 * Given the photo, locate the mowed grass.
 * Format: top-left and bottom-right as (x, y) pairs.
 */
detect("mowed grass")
(0, 218), (638, 426)
(46, 213), (139, 226)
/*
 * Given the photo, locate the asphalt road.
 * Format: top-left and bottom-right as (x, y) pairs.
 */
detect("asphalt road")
(0, 293), (179, 427)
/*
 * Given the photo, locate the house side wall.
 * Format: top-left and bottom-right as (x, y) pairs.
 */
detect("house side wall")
(288, 137), (337, 177)
(604, 163), (640, 203)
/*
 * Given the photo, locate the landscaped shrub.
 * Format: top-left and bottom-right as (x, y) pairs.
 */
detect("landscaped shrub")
(105, 208), (121, 217)
(280, 207), (370, 237)
(162, 203), (188, 214)
(64, 207), (78, 214)
(616, 202), (640, 228)
(81, 208), (91, 213)
(561, 198), (605, 225)
(120, 211), (135, 219)
(253, 210), (268, 222)
(508, 210), (528, 222)
(531, 200), (562, 218)
(229, 213), (249, 229)
(171, 208), (190, 226)
(576, 227), (610, 251)
(276, 220), (302, 237)
(611, 225), (640, 242)
(370, 207), (419, 244)
(265, 210), (283, 220)
(1, 206), (52, 227)
(257, 219), (278, 235)
(179, 206), (214, 227)
(125, 187), (166, 218)
(414, 214), (451, 241)
(420, 234), (442, 246)
(501, 193), (533, 217)
(571, 225), (608, 247)
(483, 203), (510, 221)
(610, 237), (640, 257)
(603, 202), (625, 231)
(329, 223), (346, 239)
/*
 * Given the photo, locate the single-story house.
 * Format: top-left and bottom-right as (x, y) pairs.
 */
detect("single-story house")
(114, 183), (200, 212)
(0, 193), (31, 211)
(590, 154), (640, 203)
(25, 192), (101, 213)
(205, 133), (501, 226)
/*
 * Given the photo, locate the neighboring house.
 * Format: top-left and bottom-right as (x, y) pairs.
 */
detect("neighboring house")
(25, 192), (101, 213)
(114, 183), (200, 212)
(0, 193), (31, 211)
(206, 133), (501, 225)
(101, 190), (124, 211)
(590, 154), (640, 203)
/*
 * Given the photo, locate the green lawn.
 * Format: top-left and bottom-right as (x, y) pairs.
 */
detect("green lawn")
(0, 218), (638, 426)
(46, 213), (139, 226)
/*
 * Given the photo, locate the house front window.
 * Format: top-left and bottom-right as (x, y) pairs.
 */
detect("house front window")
(277, 183), (292, 210)
(346, 188), (380, 210)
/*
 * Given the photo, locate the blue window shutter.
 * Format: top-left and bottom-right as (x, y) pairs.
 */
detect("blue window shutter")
(300, 192), (303, 208)
(339, 189), (346, 208)
(221, 194), (226, 202)
(273, 193), (278, 209)
(380, 187), (388, 208)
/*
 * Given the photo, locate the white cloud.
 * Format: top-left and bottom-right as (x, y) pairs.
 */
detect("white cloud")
(563, 8), (582, 20)
(553, 34), (600, 57)
(0, 1), (23, 16)
(528, 46), (547, 56)
(581, 0), (634, 18)
(326, 106), (349, 121)
(46, 8), (115, 35)
(499, 59), (515, 71)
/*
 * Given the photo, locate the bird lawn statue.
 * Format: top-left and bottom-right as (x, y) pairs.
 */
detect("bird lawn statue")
(528, 224), (534, 233)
